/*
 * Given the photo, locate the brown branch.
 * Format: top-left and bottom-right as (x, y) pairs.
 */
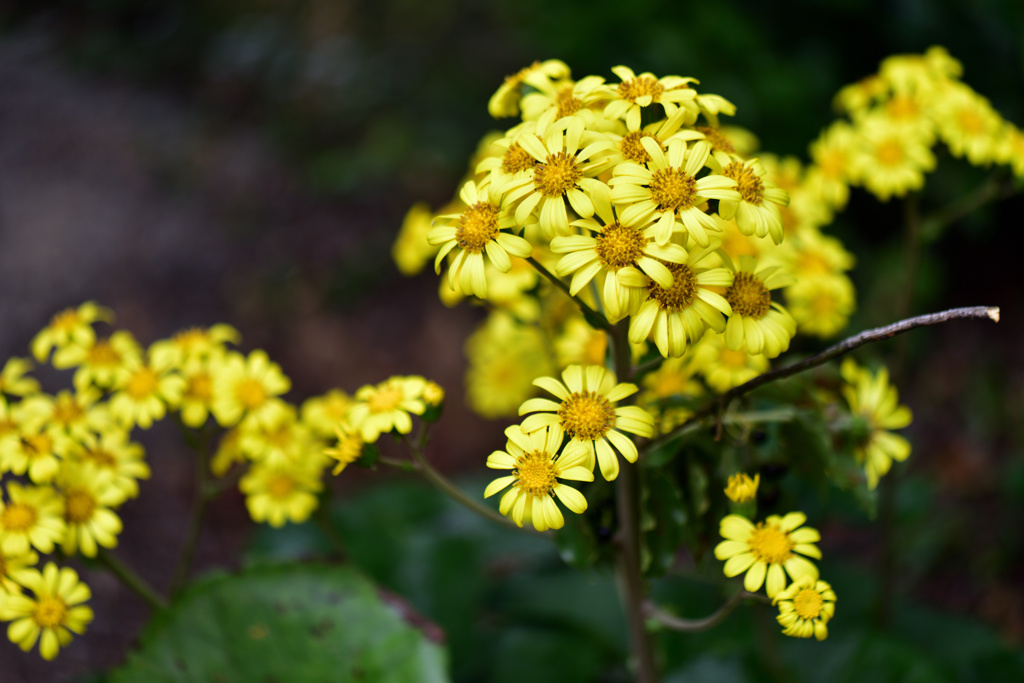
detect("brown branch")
(649, 305), (999, 449)
(644, 590), (766, 633)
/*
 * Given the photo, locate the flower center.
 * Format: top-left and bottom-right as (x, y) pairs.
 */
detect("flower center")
(748, 522), (794, 565)
(647, 263), (697, 312)
(886, 95), (919, 121)
(514, 451), (559, 497)
(85, 448), (117, 469)
(51, 309), (80, 333)
(649, 167), (697, 212)
(1, 503), (37, 532)
(957, 108), (985, 134)
(558, 391), (616, 441)
(89, 340), (122, 366)
(33, 596), (68, 629)
(24, 434), (53, 458)
(52, 396), (84, 426)
(618, 76), (664, 104)
(819, 150), (846, 179)
(267, 474), (295, 499)
(126, 367), (159, 399)
(620, 132), (658, 164)
(65, 488), (96, 524)
(501, 143), (536, 174)
(722, 162), (764, 205)
(533, 151), (582, 197)
(368, 386), (404, 413)
(720, 349), (749, 368)
(555, 86), (582, 119)
(456, 202), (500, 254)
(186, 373), (213, 401)
(595, 222), (646, 269)
(725, 272), (771, 318)
(793, 587), (825, 620)
(875, 139), (904, 166)
(235, 378), (268, 409)
(695, 126), (736, 154)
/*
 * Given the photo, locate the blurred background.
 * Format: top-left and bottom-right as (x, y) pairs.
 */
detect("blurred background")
(1, 0), (1023, 681)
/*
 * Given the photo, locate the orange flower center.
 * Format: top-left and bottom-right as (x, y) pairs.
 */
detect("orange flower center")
(725, 272), (771, 319)
(748, 522), (794, 565)
(793, 587), (825, 620)
(647, 263), (697, 312)
(534, 151), (582, 197)
(558, 391), (616, 441)
(126, 367), (159, 399)
(649, 167), (697, 212)
(2, 503), (37, 532)
(514, 451), (559, 497)
(456, 202), (500, 254)
(33, 596), (69, 628)
(595, 223), (645, 269)
(722, 162), (764, 205)
(618, 76), (664, 104)
(501, 143), (536, 174)
(65, 488), (97, 524)
(235, 378), (268, 409)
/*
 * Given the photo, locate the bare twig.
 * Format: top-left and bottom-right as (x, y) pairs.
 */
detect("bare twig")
(649, 306), (999, 448)
(645, 590), (767, 633)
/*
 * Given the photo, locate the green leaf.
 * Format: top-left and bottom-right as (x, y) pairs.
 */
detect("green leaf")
(111, 564), (450, 683)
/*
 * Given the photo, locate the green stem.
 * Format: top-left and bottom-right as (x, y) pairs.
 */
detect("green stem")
(97, 548), (167, 611)
(527, 256), (611, 332)
(171, 422), (212, 595)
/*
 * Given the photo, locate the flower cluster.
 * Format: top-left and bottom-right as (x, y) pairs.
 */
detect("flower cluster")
(0, 302), (443, 659)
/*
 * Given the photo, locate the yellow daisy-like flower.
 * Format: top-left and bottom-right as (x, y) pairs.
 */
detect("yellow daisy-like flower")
(0, 358), (40, 397)
(177, 357), (217, 428)
(691, 330), (770, 393)
(428, 178), (532, 300)
(773, 575), (837, 640)
(301, 389), (356, 439)
(520, 74), (609, 130)
(210, 350), (292, 430)
(57, 465), (126, 558)
(54, 330), (142, 393)
(714, 512), (821, 598)
(323, 423), (365, 476)
(931, 82), (1004, 166)
(717, 158), (790, 245)
(850, 112), (936, 201)
(0, 563), (93, 660)
(108, 355), (186, 430)
(237, 404), (316, 467)
(240, 458), (324, 528)
(554, 316), (608, 369)
(1, 411), (76, 484)
(22, 388), (110, 445)
(552, 181), (688, 322)
(808, 121), (858, 211)
(484, 424), (593, 532)
(0, 483), (66, 555)
(602, 66), (698, 131)
(148, 324), (240, 369)
(77, 429), (149, 500)
(628, 242), (734, 358)
(724, 473), (759, 503)
(392, 201), (441, 277)
(488, 59), (571, 119)
(722, 256), (796, 359)
(785, 273), (856, 339)
(840, 358), (912, 489)
(505, 115), (613, 238)
(347, 376), (427, 443)
(610, 137), (739, 247)
(30, 302), (112, 364)
(465, 312), (555, 419)
(519, 365), (654, 481)
(0, 546), (38, 595)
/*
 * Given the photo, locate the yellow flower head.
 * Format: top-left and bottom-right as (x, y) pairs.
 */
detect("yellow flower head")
(148, 324), (240, 369)
(714, 512), (822, 598)
(392, 202), (440, 277)
(774, 575), (837, 640)
(324, 423), (365, 476)
(724, 473), (760, 503)
(0, 562), (93, 660)
(602, 66), (699, 131)
(0, 483), (66, 556)
(57, 464), (126, 558)
(240, 459), (324, 528)
(348, 376), (427, 443)
(210, 350), (292, 429)
(717, 158), (790, 245)
(488, 60), (571, 119)
(465, 312), (555, 419)
(0, 358), (40, 397)
(31, 302), (112, 364)
(76, 429), (150, 500)
(722, 255), (796, 359)
(691, 330), (770, 394)
(519, 364), (654, 481)
(840, 358), (912, 489)
(54, 330), (142, 393)
(300, 389), (357, 439)
(0, 546), (38, 595)
(484, 424), (593, 532)
(108, 355), (186, 430)
(786, 273), (856, 339)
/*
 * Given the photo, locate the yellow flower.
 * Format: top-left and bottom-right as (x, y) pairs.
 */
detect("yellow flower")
(714, 512), (821, 598)
(717, 158), (790, 245)
(428, 178), (532, 299)
(57, 465), (126, 558)
(840, 358), (912, 489)
(323, 423), (364, 476)
(392, 202), (440, 276)
(148, 324), (240, 369)
(628, 242), (734, 358)
(602, 66), (699, 131)
(520, 74), (609, 130)
(300, 389), (356, 439)
(177, 358), (217, 428)
(76, 429), (150, 500)
(773, 575), (837, 640)
(465, 312), (555, 419)
(237, 404), (316, 467)
(554, 316), (608, 369)
(849, 112), (935, 201)
(931, 82), (1004, 166)
(691, 330), (770, 393)
(0, 563), (93, 660)
(484, 424), (592, 531)
(108, 355), (186, 430)
(54, 330), (142, 393)
(785, 274), (856, 339)
(610, 137), (739, 247)
(210, 350), (291, 429)
(0, 483), (66, 556)
(551, 181), (688, 322)
(0, 358), (40, 397)
(0, 546), (38, 595)
(347, 376), (427, 442)
(722, 256), (796, 359)
(240, 459), (324, 528)
(1, 413), (75, 484)
(488, 60), (571, 119)
(724, 473), (760, 503)
(30, 302), (112, 363)
(519, 364), (654, 481)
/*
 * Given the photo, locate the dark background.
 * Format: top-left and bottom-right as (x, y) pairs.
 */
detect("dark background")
(1, 1), (1023, 681)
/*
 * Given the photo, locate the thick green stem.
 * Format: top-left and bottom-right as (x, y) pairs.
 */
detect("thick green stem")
(97, 548), (167, 611)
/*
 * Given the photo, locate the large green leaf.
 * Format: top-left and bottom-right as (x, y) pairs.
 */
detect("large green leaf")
(111, 564), (450, 683)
